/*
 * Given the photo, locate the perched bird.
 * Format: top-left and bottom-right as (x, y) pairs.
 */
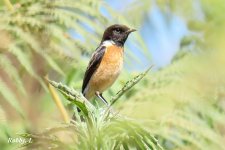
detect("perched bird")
(82, 24), (136, 104)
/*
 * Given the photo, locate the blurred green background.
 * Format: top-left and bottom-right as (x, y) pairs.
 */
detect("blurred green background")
(0, 0), (225, 149)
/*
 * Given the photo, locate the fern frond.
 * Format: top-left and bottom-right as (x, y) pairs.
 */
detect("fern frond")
(0, 78), (24, 117)
(0, 55), (26, 95)
(110, 66), (153, 105)
(8, 43), (47, 90)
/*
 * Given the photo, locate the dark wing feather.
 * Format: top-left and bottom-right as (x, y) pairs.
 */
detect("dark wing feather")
(82, 45), (106, 94)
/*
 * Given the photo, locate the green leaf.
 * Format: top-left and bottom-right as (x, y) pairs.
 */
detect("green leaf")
(8, 44), (47, 91)
(0, 55), (26, 95)
(0, 78), (24, 117)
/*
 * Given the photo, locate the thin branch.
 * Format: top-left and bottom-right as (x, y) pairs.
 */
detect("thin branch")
(110, 65), (153, 106)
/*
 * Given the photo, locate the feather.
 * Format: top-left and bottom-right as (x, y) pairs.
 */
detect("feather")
(82, 45), (106, 95)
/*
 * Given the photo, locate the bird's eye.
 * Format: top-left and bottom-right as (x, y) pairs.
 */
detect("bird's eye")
(115, 28), (121, 33)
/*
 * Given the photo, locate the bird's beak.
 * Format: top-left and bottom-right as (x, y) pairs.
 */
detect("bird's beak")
(126, 28), (137, 34)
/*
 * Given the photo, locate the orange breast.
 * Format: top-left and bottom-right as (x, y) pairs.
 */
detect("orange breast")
(87, 45), (124, 98)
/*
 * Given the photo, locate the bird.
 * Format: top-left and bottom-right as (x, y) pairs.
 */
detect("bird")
(82, 24), (136, 105)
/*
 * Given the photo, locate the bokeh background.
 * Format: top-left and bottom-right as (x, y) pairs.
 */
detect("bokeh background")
(0, 0), (225, 149)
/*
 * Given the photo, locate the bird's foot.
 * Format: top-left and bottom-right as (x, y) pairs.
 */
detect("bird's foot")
(95, 91), (108, 106)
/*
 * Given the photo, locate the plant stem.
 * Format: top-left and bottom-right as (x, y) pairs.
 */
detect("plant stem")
(110, 65), (153, 106)
(45, 76), (70, 123)
(4, 0), (14, 11)
(47, 79), (95, 114)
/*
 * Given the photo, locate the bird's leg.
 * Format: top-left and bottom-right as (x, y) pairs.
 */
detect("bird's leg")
(100, 93), (108, 105)
(95, 91), (108, 106)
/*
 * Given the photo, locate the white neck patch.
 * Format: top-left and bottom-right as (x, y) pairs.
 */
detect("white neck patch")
(102, 40), (115, 47)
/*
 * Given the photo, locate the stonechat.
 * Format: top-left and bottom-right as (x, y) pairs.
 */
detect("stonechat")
(82, 24), (136, 104)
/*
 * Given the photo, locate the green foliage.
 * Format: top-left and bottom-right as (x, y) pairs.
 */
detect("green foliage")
(110, 66), (153, 106)
(1, 0), (225, 150)
(117, 1), (225, 149)
(120, 52), (225, 150)
(0, 0), (108, 120)
(21, 77), (163, 150)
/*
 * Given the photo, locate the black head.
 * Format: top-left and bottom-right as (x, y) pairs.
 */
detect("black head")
(101, 24), (136, 46)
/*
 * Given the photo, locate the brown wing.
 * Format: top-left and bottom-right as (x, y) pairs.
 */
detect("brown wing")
(82, 45), (106, 94)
